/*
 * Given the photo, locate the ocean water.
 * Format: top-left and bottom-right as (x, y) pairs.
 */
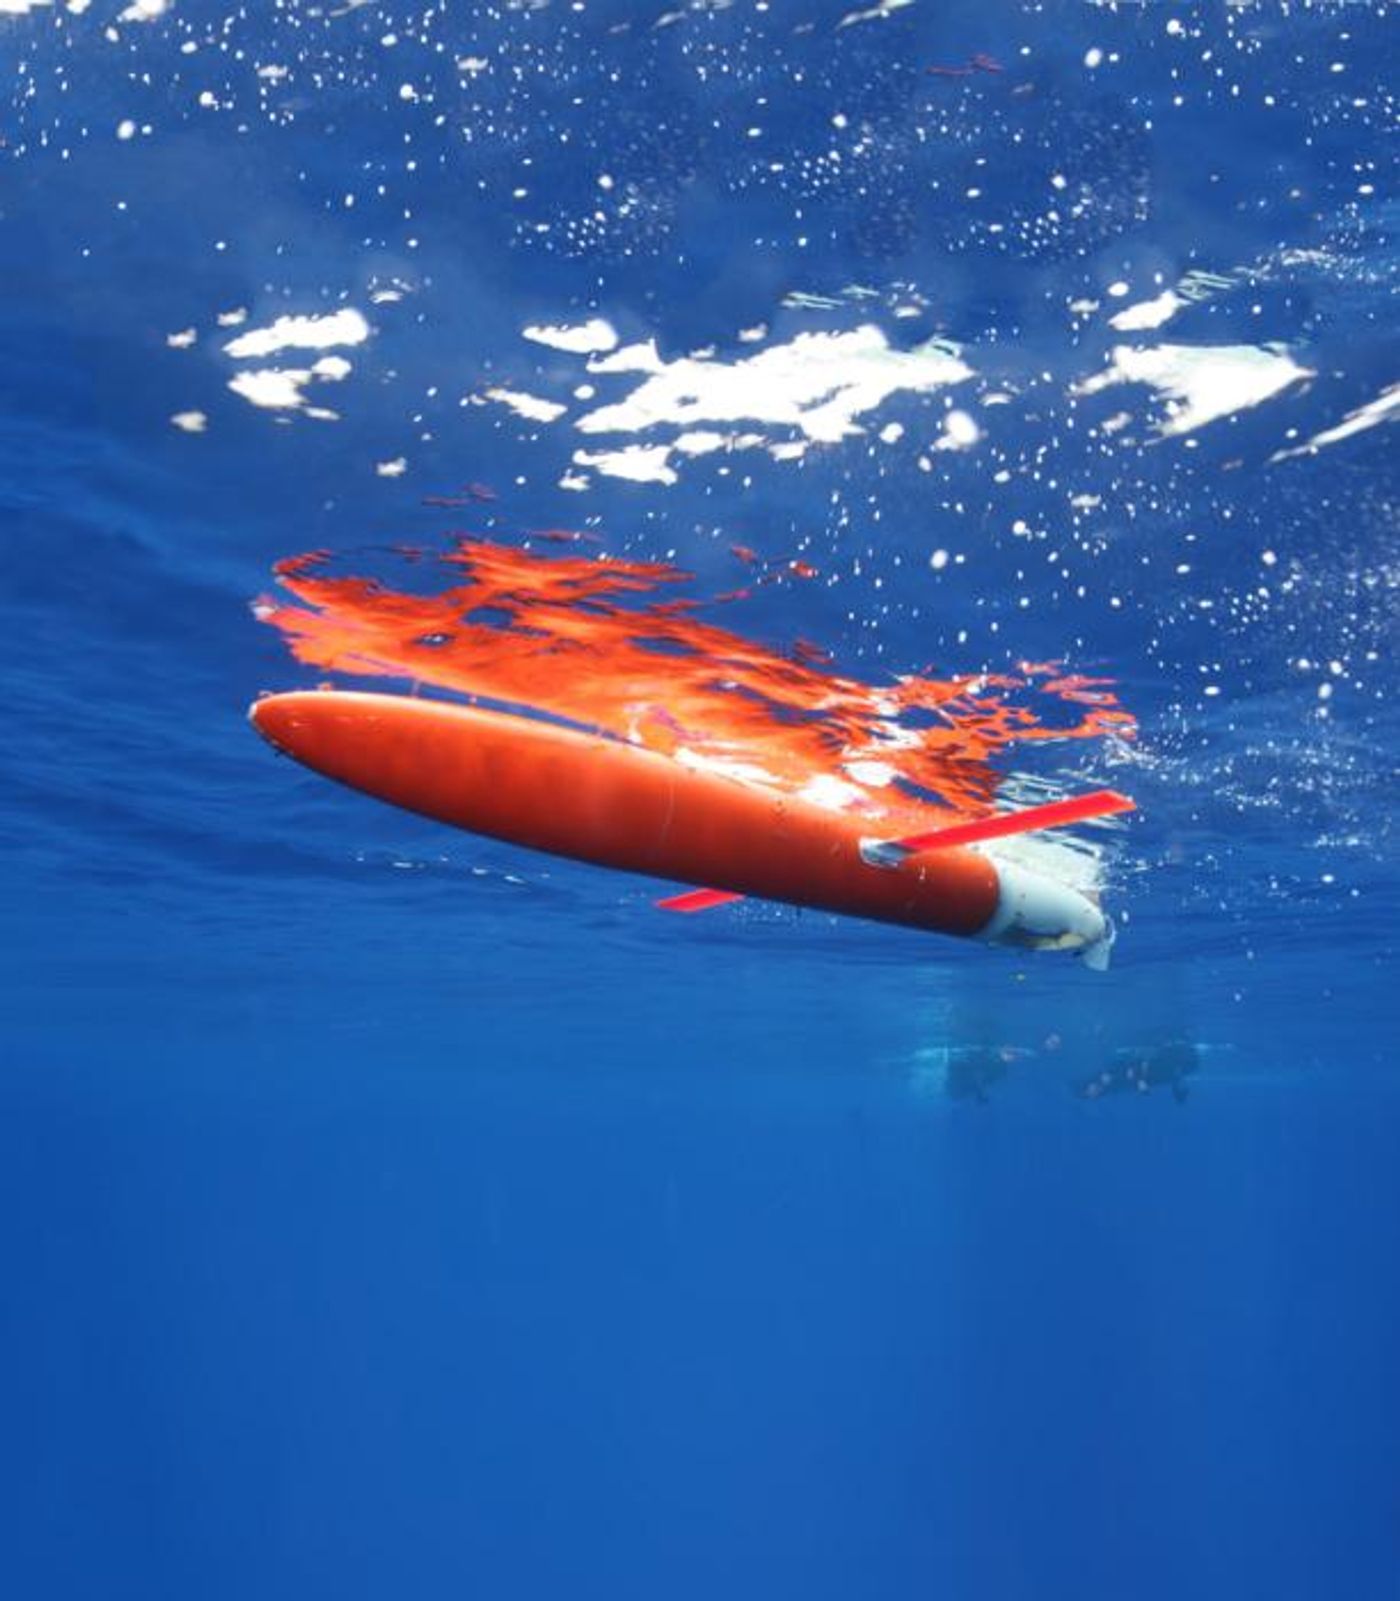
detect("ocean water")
(2, 2), (1397, 1597)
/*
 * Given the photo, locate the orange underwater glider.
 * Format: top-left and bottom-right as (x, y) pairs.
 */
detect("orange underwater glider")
(250, 689), (1134, 968)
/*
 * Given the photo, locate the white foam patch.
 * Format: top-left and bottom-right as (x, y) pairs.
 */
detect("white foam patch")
(587, 341), (663, 377)
(229, 371), (310, 410)
(1075, 343), (1312, 437)
(228, 371), (313, 410)
(676, 429), (767, 457)
(117, 0), (171, 19)
(523, 318), (619, 355)
(671, 430), (730, 457)
(571, 444), (677, 485)
(1271, 381), (1400, 462)
(837, 0), (913, 27)
(223, 309), (370, 360)
(934, 409), (981, 452)
(1108, 290), (1183, 332)
(376, 457), (408, 477)
(485, 387), (568, 424)
(228, 358), (352, 413)
(0, 0), (53, 13)
(576, 326), (972, 447)
(166, 328), (197, 349)
(170, 411), (207, 433)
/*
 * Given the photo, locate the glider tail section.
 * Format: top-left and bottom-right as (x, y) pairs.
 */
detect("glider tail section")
(656, 788), (1135, 966)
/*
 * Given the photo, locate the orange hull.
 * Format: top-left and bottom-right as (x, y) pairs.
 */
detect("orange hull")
(250, 690), (1006, 939)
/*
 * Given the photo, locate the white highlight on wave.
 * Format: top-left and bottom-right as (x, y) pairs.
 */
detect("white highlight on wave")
(228, 355), (352, 414)
(934, 409), (981, 452)
(484, 387), (567, 424)
(1108, 290), (1183, 332)
(224, 309), (370, 360)
(837, 0), (914, 27)
(1271, 381), (1400, 462)
(572, 444), (678, 486)
(1075, 342), (1312, 437)
(493, 322), (972, 488)
(523, 318), (619, 355)
(579, 327), (970, 444)
(219, 310), (370, 418)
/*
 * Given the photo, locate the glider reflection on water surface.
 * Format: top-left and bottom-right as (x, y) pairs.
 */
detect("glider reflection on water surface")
(252, 540), (1137, 963)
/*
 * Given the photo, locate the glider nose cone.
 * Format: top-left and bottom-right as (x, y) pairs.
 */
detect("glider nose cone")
(249, 691), (305, 755)
(249, 691), (345, 765)
(248, 689), (417, 796)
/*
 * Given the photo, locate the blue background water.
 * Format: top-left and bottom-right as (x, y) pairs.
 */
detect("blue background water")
(2, 2), (1397, 1597)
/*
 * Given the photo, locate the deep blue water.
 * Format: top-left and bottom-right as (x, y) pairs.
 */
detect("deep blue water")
(2, 2), (1397, 1597)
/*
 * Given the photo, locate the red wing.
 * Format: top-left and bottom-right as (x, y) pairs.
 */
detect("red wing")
(655, 887), (746, 913)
